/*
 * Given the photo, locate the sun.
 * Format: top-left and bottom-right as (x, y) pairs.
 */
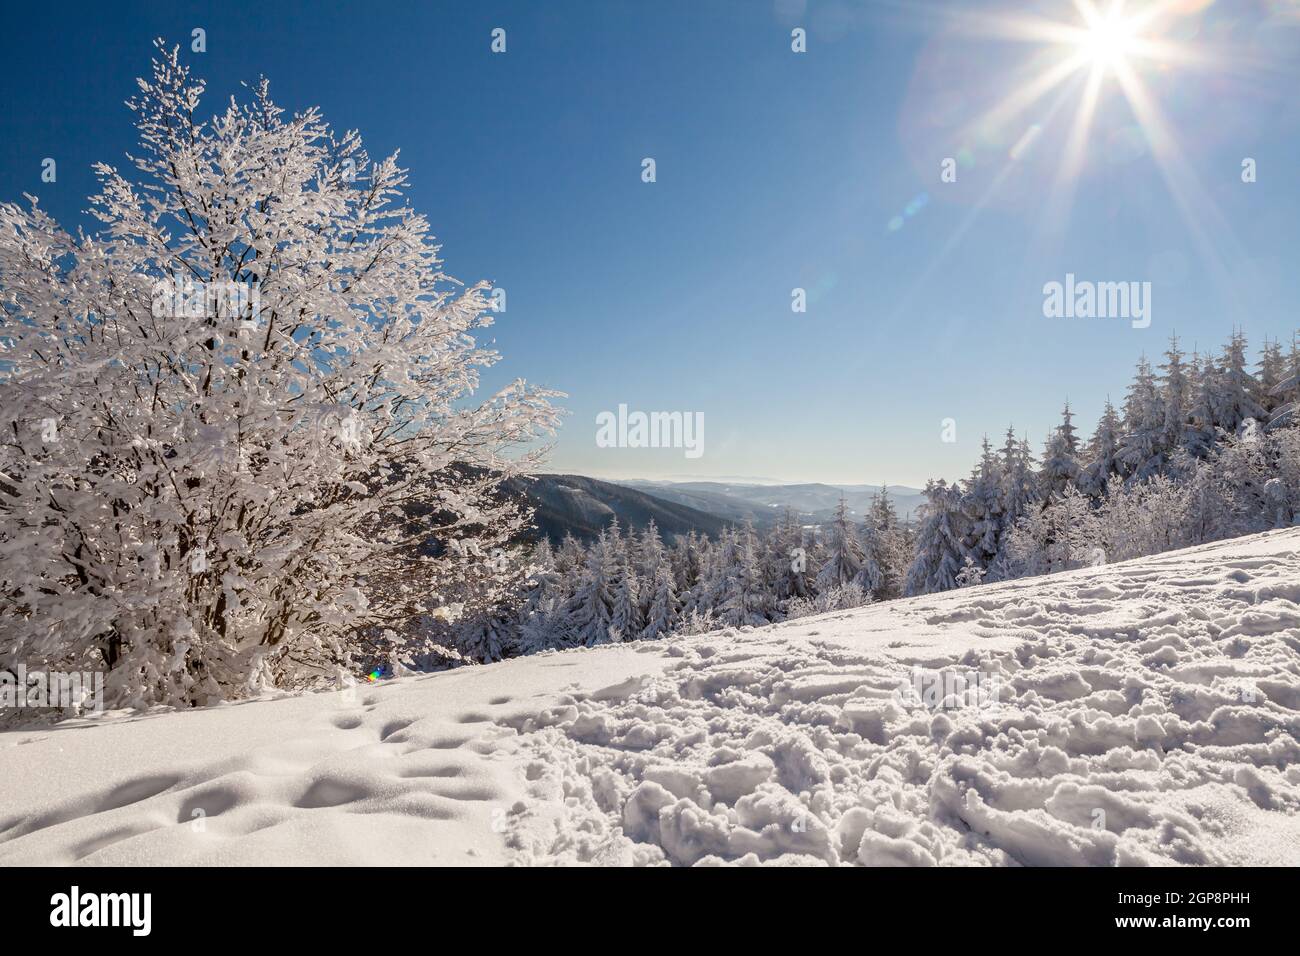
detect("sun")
(1077, 10), (1140, 69)
(894, 0), (1246, 331)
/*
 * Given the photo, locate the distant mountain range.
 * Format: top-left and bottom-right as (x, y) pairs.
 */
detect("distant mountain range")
(620, 479), (925, 525)
(504, 473), (923, 543)
(503, 474), (729, 543)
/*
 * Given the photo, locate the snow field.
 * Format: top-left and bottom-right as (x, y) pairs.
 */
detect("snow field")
(2, 529), (1298, 866)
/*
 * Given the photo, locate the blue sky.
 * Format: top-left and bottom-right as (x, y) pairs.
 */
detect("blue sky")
(2, 0), (1298, 486)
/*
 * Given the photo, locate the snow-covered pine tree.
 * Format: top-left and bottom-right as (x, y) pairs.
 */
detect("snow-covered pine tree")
(0, 44), (558, 707)
(605, 516), (625, 567)
(767, 509), (811, 601)
(559, 532), (617, 646)
(1178, 453), (1222, 546)
(1059, 401), (1082, 456)
(989, 429), (1041, 579)
(609, 563), (643, 642)
(1183, 349), (1219, 459)
(516, 539), (569, 654)
(962, 437), (1003, 569)
(636, 520), (666, 616)
(1266, 334), (1300, 430)
(997, 427), (1039, 531)
(681, 527), (725, 619)
(553, 534), (585, 580)
(1079, 401), (1122, 497)
(904, 480), (967, 595)
(1040, 403), (1083, 500)
(816, 497), (865, 591)
(1213, 330), (1266, 434)
(596, 516), (640, 640)
(862, 488), (905, 600)
(854, 523), (885, 599)
(804, 521), (830, 592)
(641, 562), (680, 639)
(670, 531), (704, 594)
(869, 486), (900, 532)
(1256, 337), (1286, 421)
(1159, 334), (1191, 460)
(713, 522), (773, 627)
(1117, 355), (1166, 479)
(688, 526), (726, 622)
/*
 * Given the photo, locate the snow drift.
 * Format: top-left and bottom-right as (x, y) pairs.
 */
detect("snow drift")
(3, 528), (1299, 866)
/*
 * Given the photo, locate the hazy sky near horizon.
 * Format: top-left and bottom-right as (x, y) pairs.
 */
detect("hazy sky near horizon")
(2, 1), (1298, 487)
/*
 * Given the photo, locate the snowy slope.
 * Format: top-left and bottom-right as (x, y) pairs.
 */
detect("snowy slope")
(3, 529), (1299, 866)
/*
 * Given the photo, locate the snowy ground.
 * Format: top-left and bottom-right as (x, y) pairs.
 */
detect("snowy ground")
(3, 529), (1299, 866)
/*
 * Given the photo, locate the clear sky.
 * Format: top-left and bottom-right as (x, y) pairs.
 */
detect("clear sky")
(2, 0), (1298, 486)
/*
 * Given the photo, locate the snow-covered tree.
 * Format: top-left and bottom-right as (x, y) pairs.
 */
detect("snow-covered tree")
(712, 523), (774, 628)
(962, 437), (1003, 567)
(558, 532), (618, 646)
(785, 581), (868, 620)
(998, 428), (1039, 531)
(1040, 403), (1082, 499)
(868, 486), (900, 533)
(610, 563), (643, 641)
(1267, 335), (1300, 430)
(516, 540), (570, 655)
(635, 520), (666, 618)
(0, 44), (559, 706)
(766, 509), (812, 601)
(670, 531), (704, 594)
(1118, 355), (1166, 479)
(866, 487), (908, 600)
(816, 497), (864, 591)
(1096, 474), (1187, 561)
(1003, 486), (1099, 576)
(1208, 330), (1266, 436)
(553, 534), (586, 581)
(452, 549), (529, 663)
(641, 562), (679, 639)
(1159, 334), (1191, 458)
(1079, 400), (1122, 497)
(1184, 350), (1219, 459)
(854, 527), (885, 599)
(904, 480), (967, 595)
(1256, 337), (1286, 420)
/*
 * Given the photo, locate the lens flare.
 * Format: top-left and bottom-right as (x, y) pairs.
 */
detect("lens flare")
(889, 0), (1267, 326)
(1077, 9), (1139, 67)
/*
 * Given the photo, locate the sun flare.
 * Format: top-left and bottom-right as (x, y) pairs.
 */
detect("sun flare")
(899, 0), (1246, 329)
(1077, 10), (1139, 69)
